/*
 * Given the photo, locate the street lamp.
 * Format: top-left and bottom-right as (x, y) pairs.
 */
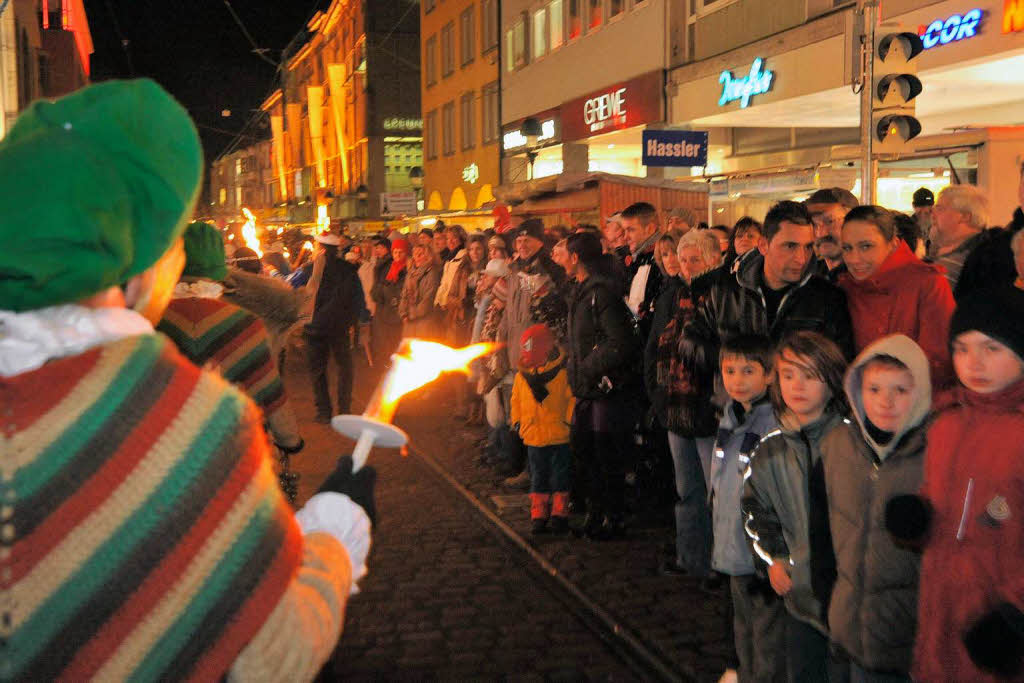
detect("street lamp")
(522, 117), (542, 180)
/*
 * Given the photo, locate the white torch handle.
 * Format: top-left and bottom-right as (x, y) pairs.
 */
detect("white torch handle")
(351, 429), (377, 472)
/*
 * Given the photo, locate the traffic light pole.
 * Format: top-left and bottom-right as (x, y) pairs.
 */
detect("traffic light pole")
(859, 0), (878, 204)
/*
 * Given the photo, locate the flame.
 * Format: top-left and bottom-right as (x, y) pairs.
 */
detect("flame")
(303, 241), (314, 251)
(241, 207), (262, 257)
(363, 339), (500, 424)
(316, 204), (330, 235)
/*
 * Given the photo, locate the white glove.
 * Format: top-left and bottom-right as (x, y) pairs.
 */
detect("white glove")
(295, 492), (372, 594)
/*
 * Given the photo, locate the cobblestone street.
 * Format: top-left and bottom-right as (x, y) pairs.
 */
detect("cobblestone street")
(284, 351), (733, 682)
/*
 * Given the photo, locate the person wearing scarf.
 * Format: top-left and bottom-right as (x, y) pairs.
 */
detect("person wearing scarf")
(509, 325), (575, 535)
(372, 238), (408, 367)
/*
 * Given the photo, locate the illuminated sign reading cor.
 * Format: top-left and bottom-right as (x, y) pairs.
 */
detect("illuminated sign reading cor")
(918, 9), (983, 48)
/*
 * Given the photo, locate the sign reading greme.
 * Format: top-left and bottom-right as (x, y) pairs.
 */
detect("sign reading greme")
(583, 87), (627, 130)
(560, 71), (662, 143)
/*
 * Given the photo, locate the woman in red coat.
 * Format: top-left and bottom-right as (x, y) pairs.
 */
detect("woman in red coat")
(839, 205), (955, 388)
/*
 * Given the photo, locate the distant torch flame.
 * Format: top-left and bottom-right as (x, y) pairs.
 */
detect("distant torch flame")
(240, 207), (262, 257)
(364, 339), (500, 424)
(316, 204), (330, 235)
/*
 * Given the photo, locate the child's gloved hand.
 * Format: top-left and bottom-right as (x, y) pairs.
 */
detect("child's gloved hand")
(884, 494), (932, 548)
(963, 603), (1024, 677)
(317, 455), (377, 526)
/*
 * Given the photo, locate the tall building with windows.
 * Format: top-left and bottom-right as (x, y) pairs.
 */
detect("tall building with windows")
(421, 0), (501, 212)
(0, 0), (92, 138)
(500, 0), (669, 185)
(261, 0), (421, 223)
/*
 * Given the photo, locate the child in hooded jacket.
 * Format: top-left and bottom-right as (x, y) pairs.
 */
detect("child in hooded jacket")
(821, 335), (932, 681)
(710, 335), (785, 683)
(510, 324), (575, 535)
(742, 331), (848, 683)
(886, 288), (1024, 681)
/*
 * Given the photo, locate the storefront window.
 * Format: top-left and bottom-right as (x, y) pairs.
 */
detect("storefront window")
(589, 0), (603, 28)
(550, 0), (564, 50)
(533, 8), (548, 59)
(568, 0), (582, 39)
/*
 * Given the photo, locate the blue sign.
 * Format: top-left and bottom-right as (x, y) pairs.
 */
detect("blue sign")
(919, 9), (983, 49)
(719, 58), (774, 109)
(642, 130), (709, 167)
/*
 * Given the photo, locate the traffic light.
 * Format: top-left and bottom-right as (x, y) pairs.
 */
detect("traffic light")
(872, 29), (924, 154)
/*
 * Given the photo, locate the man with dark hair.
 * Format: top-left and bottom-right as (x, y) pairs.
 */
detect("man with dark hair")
(955, 162), (1024, 298)
(805, 187), (858, 282)
(690, 200), (854, 359)
(620, 201), (664, 341)
(912, 187), (935, 244)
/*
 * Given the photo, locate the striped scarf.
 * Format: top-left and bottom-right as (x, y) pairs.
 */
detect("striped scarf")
(0, 334), (301, 680)
(158, 297), (287, 421)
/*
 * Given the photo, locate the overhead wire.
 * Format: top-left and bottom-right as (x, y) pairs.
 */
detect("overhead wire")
(103, 0), (136, 75)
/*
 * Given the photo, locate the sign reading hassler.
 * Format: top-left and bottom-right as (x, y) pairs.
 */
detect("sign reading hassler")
(560, 71), (663, 143)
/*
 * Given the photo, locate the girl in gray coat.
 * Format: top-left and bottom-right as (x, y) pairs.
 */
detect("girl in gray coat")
(820, 335), (931, 681)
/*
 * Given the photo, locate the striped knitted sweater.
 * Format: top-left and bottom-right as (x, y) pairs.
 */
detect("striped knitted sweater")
(0, 334), (351, 681)
(158, 296), (300, 448)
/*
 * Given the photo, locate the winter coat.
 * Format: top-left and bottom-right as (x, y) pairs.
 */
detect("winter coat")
(742, 410), (845, 635)
(566, 272), (640, 400)
(954, 208), (1024, 300)
(498, 251), (567, 368)
(838, 240), (955, 390)
(357, 257), (376, 316)
(644, 271), (719, 436)
(510, 353), (575, 447)
(692, 250), (855, 360)
(912, 378), (1024, 683)
(399, 262), (441, 339)
(821, 335), (932, 673)
(370, 256), (404, 327)
(435, 248), (467, 308)
(710, 397), (778, 576)
(305, 249), (364, 337)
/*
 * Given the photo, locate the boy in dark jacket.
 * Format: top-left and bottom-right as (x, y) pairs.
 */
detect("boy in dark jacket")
(710, 335), (784, 683)
(887, 288), (1024, 681)
(821, 335), (932, 681)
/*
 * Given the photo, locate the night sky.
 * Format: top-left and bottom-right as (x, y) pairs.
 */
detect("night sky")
(81, 0), (328, 165)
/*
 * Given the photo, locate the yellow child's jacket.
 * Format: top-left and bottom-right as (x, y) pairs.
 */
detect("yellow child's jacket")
(510, 353), (575, 447)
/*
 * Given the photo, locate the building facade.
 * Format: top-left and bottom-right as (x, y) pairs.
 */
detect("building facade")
(261, 0), (422, 223)
(666, 0), (1024, 223)
(421, 0), (501, 212)
(208, 140), (275, 224)
(0, 0), (91, 137)
(500, 0), (670, 185)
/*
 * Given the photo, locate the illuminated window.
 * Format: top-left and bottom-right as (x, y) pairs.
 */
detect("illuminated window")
(589, 0), (602, 28)
(505, 17), (526, 71)
(568, 0), (582, 39)
(219, 188), (227, 205)
(550, 0), (564, 50)
(610, 0), (624, 18)
(532, 8), (548, 59)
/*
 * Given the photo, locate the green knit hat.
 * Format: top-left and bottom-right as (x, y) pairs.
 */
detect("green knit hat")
(182, 221), (227, 281)
(0, 78), (203, 312)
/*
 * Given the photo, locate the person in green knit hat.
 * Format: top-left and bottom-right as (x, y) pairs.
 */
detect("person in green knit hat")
(0, 79), (374, 681)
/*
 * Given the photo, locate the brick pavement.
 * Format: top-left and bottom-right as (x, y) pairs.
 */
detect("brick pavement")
(281, 353), (640, 681)
(282, 350), (734, 682)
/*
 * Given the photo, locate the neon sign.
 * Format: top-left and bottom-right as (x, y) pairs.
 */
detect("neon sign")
(918, 9), (983, 48)
(462, 163), (480, 184)
(1005, 0), (1024, 32)
(502, 118), (556, 151)
(718, 58), (774, 109)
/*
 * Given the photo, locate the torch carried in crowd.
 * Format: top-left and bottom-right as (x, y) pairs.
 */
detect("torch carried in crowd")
(331, 338), (500, 470)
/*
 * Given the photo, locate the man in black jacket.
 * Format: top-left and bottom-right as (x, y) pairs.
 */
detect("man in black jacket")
(690, 201), (854, 359)
(620, 201), (664, 343)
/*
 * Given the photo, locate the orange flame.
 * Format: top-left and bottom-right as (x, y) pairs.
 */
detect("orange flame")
(364, 339), (500, 424)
